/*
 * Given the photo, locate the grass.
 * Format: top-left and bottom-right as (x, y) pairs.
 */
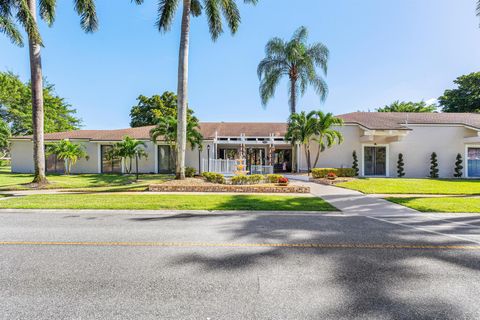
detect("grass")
(0, 166), (171, 192)
(337, 178), (480, 195)
(0, 194), (337, 211)
(387, 197), (480, 213)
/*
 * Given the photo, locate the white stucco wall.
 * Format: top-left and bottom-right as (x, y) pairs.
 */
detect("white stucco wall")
(10, 140), (35, 173)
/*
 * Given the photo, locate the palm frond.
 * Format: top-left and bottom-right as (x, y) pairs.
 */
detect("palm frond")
(156, 0), (180, 32)
(220, 0), (240, 35)
(264, 37), (286, 58)
(0, 15), (23, 46)
(205, 0), (222, 41)
(259, 67), (283, 107)
(16, 0), (43, 45)
(74, 0), (98, 32)
(310, 75), (328, 102)
(191, 0), (202, 16)
(291, 25), (308, 43)
(307, 42), (329, 74)
(39, 0), (56, 26)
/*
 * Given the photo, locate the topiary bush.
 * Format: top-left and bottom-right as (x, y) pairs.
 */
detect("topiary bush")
(352, 151), (359, 176)
(397, 153), (405, 177)
(430, 152), (439, 178)
(311, 168), (356, 179)
(454, 153), (463, 178)
(202, 172), (225, 184)
(265, 174), (283, 183)
(185, 167), (196, 178)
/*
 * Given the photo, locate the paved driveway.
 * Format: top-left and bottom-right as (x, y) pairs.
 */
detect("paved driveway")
(1, 208), (480, 320)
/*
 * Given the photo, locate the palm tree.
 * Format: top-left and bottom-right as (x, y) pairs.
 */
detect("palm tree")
(109, 136), (148, 175)
(0, 0), (98, 185)
(132, 0), (257, 180)
(150, 114), (203, 167)
(46, 139), (89, 175)
(311, 111), (343, 168)
(285, 111), (318, 174)
(258, 26), (329, 115)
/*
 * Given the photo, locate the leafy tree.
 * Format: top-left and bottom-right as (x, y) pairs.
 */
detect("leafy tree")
(352, 151), (359, 176)
(454, 153), (463, 178)
(1, 0), (98, 185)
(0, 119), (11, 157)
(258, 26), (329, 115)
(438, 72), (480, 113)
(150, 114), (203, 167)
(430, 152), (439, 178)
(376, 100), (437, 113)
(46, 140), (89, 175)
(311, 111), (343, 168)
(108, 136), (148, 175)
(397, 153), (405, 178)
(132, 0), (258, 180)
(285, 111), (318, 174)
(129, 92), (195, 127)
(0, 72), (81, 136)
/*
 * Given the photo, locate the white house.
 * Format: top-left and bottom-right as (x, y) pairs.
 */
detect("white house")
(9, 112), (480, 178)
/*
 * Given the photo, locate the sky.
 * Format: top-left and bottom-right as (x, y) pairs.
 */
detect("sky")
(1, 0), (480, 130)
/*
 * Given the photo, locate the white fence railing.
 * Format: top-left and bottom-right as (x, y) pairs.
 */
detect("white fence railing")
(250, 165), (274, 175)
(202, 159), (274, 175)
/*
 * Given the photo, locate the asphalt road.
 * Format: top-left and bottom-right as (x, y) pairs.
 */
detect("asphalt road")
(1, 209), (480, 320)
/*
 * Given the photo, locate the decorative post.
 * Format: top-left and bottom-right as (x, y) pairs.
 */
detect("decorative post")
(207, 144), (211, 172)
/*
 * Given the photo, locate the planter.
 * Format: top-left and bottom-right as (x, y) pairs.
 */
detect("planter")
(277, 183), (289, 186)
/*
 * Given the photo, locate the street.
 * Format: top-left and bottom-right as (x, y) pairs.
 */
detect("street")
(1, 209), (480, 319)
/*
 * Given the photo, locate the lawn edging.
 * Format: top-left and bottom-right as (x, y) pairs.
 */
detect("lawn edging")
(149, 184), (310, 193)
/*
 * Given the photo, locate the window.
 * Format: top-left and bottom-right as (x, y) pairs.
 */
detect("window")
(101, 145), (121, 174)
(45, 154), (65, 174)
(158, 145), (174, 173)
(468, 147), (480, 177)
(218, 148), (238, 160)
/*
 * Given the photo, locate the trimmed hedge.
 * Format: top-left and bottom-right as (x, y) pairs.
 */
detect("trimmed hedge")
(185, 167), (196, 178)
(231, 174), (265, 185)
(311, 168), (356, 179)
(202, 172), (225, 184)
(265, 174), (283, 183)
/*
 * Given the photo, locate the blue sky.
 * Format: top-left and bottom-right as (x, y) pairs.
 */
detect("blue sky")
(1, 0), (479, 129)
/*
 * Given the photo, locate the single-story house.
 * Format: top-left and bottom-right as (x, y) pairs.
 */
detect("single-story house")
(9, 112), (480, 178)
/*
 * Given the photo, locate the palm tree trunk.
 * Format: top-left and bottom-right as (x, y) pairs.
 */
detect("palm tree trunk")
(304, 146), (311, 175)
(175, 0), (191, 180)
(28, 0), (48, 185)
(289, 77), (296, 114)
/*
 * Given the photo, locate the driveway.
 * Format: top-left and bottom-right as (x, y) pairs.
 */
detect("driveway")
(1, 207), (480, 319)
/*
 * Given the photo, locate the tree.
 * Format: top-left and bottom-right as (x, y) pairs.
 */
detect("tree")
(258, 26), (329, 115)
(311, 111), (343, 168)
(0, 119), (11, 157)
(150, 114), (203, 167)
(285, 111), (318, 174)
(46, 139), (89, 175)
(1, 1), (98, 185)
(438, 72), (480, 113)
(130, 92), (177, 127)
(108, 136), (148, 175)
(454, 153), (463, 178)
(0, 72), (81, 136)
(376, 100), (437, 113)
(430, 152), (439, 178)
(132, 0), (258, 180)
(397, 153), (405, 178)
(352, 151), (359, 176)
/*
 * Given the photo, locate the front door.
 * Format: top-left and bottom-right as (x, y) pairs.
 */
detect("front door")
(246, 148), (265, 172)
(468, 148), (480, 178)
(273, 149), (292, 173)
(158, 145), (174, 174)
(364, 146), (387, 176)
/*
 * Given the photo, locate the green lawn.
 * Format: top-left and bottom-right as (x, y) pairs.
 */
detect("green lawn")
(387, 197), (480, 213)
(337, 178), (480, 195)
(0, 166), (171, 191)
(0, 194), (336, 211)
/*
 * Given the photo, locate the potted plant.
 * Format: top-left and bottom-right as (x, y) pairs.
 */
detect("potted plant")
(326, 172), (337, 180)
(278, 177), (289, 186)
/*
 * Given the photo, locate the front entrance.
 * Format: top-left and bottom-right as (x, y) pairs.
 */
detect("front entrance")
(273, 149), (292, 173)
(158, 145), (174, 174)
(467, 147), (480, 178)
(364, 146), (387, 176)
(246, 148), (266, 172)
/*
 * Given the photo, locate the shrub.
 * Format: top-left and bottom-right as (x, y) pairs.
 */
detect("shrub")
(397, 153), (405, 177)
(248, 174), (264, 184)
(265, 174), (283, 183)
(185, 167), (196, 178)
(278, 177), (289, 184)
(202, 172), (225, 184)
(326, 172), (337, 180)
(454, 153), (463, 178)
(311, 168), (356, 179)
(352, 151), (359, 176)
(231, 175), (248, 185)
(430, 152), (439, 178)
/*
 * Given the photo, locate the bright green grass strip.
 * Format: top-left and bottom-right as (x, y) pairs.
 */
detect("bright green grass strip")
(0, 167), (171, 191)
(337, 178), (480, 195)
(0, 194), (337, 211)
(386, 197), (480, 213)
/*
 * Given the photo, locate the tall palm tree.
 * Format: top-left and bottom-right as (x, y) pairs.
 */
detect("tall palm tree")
(258, 26), (329, 115)
(150, 114), (203, 166)
(132, 0), (257, 180)
(311, 111), (343, 168)
(0, 0), (98, 185)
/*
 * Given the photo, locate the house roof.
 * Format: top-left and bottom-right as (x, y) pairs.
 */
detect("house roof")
(11, 113), (480, 142)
